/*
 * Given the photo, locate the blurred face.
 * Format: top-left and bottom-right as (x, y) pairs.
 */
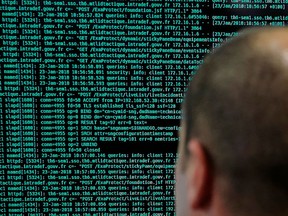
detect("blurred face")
(175, 119), (193, 215)
(175, 118), (211, 216)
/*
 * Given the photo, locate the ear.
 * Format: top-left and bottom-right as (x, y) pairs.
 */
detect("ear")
(187, 139), (213, 210)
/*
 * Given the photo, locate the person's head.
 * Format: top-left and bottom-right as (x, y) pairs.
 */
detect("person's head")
(175, 26), (288, 216)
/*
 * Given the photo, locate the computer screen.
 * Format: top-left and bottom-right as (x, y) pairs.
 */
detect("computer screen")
(0, 0), (286, 214)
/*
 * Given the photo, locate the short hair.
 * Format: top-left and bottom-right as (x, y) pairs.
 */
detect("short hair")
(181, 26), (288, 216)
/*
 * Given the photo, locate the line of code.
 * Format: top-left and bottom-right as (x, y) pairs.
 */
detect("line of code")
(1, 0), (287, 214)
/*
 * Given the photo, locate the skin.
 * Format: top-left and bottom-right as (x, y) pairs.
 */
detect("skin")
(175, 28), (288, 216)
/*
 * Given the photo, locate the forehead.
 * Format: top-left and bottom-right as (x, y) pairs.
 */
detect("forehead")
(253, 30), (288, 52)
(252, 30), (288, 75)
